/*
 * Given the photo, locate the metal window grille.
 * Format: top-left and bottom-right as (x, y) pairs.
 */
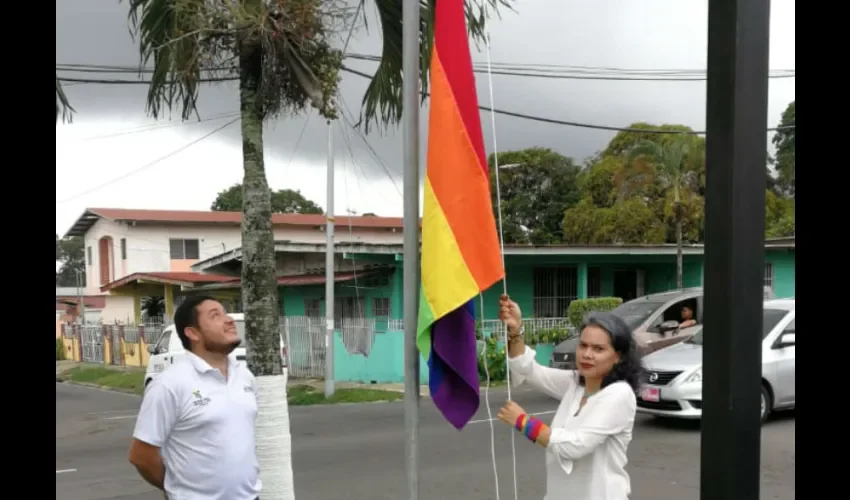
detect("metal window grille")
(304, 299), (321, 318)
(588, 267), (602, 297)
(533, 266), (578, 318)
(764, 262), (774, 290)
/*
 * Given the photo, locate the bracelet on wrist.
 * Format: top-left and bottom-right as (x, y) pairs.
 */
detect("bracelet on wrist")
(515, 413), (548, 446)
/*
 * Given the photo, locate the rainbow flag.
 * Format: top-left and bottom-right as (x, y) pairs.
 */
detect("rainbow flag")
(416, 0), (505, 430)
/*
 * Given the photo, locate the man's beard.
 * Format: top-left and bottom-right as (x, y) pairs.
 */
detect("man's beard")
(203, 337), (241, 355)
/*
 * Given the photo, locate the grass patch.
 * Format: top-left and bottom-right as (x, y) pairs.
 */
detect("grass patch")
(288, 384), (404, 406)
(65, 366), (145, 394)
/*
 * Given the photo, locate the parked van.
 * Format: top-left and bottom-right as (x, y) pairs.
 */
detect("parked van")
(144, 313), (287, 387)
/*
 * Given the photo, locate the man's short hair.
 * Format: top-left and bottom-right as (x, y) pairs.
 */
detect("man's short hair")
(173, 295), (219, 350)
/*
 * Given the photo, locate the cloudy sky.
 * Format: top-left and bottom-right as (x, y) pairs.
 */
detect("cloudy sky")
(55, 0), (795, 238)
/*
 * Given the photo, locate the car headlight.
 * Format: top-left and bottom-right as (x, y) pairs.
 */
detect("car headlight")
(685, 367), (702, 383)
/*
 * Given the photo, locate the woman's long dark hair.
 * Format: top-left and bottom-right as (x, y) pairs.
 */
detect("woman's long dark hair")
(576, 311), (644, 392)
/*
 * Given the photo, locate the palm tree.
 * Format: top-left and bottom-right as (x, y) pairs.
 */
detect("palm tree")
(119, 0), (512, 496)
(625, 136), (700, 289)
(56, 76), (74, 123)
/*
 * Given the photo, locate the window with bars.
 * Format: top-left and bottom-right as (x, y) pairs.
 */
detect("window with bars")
(764, 262), (774, 290)
(335, 297), (366, 320)
(588, 266), (602, 297)
(169, 239), (200, 260)
(304, 298), (322, 318)
(373, 297), (391, 317)
(533, 266), (578, 318)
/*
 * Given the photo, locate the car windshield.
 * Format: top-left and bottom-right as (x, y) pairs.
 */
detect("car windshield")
(610, 301), (665, 330)
(686, 308), (789, 345)
(235, 320), (246, 341)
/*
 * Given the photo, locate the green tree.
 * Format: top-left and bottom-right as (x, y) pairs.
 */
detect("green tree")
(765, 189), (795, 237)
(624, 136), (700, 289)
(56, 235), (85, 287)
(577, 156), (622, 209)
(488, 147), (581, 244)
(211, 183), (323, 214)
(122, 0), (513, 381)
(562, 198), (666, 244)
(771, 101), (795, 196)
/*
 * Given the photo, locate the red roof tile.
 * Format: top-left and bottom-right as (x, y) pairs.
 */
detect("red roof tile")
(56, 296), (106, 310)
(94, 208), (402, 227)
(100, 272), (237, 292)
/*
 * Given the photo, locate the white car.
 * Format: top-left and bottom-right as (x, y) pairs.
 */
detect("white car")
(144, 313), (288, 387)
(638, 298), (795, 423)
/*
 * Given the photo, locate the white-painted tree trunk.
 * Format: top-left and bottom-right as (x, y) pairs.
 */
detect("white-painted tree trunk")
(255, 373), (295, 500)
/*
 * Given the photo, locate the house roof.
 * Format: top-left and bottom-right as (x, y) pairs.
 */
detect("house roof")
(56, 296), (107, 310)
(65, 208), (406, 238)
(186, 269), (388, 291)
(100, 271), (237, 293)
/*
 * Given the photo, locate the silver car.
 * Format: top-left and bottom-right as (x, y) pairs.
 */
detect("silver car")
(637, 298), (795, 423)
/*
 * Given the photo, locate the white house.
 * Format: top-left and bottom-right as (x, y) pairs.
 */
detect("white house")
(64, 208), (404, 322)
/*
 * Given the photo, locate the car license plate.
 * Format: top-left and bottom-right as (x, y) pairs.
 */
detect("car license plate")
(640, 386), (660, 402)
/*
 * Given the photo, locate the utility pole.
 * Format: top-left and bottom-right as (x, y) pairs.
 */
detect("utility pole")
(700, 0), (770, 499)
(401, 0), (421, 498)
(324, 120), (336, 398)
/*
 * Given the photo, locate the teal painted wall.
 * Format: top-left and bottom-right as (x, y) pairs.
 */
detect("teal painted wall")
(278, 251), (794, 321)
(332, 329), (557, 384)
(766, 249), (795, 298)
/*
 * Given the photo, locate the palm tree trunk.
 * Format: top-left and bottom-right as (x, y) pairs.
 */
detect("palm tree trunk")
(673, 184), (683, 289)
(238, 36), (295, 500)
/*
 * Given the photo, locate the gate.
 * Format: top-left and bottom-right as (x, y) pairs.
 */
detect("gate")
(81, 326), (104, 363)
(283, 317), (326, 379)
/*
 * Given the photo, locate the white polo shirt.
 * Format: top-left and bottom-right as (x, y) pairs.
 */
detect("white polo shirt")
(133, 352), (262, 500)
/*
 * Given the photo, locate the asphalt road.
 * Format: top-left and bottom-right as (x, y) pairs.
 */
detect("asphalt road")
(56, 382), (795, 500)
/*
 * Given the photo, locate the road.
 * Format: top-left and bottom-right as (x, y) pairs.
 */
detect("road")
(56, 382), (794, 500)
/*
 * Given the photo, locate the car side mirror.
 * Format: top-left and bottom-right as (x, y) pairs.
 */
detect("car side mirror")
(147, 345), (157, 354)
(777, 333), (795, 347)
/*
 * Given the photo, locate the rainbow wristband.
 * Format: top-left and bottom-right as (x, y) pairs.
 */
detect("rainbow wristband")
(515, 413), (547, 444)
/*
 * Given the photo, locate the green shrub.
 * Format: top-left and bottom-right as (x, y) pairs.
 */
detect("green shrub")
(56, 338), (66, 361)
(567, 297), (623, 328)
(478, 337), (507, 382)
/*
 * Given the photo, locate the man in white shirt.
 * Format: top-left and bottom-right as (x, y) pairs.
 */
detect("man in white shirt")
(128, 295), (262, 500)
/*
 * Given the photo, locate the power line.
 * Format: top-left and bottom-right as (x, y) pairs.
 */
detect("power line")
(80, 111), (239, 140)
(57, 60), (795, 82)
(55, 69), (795, 135)
(57, 118), (239, 205)
(339, 66), (795, 135)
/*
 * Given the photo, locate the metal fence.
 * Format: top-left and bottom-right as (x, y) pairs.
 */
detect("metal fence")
(63, 315), (572, 375)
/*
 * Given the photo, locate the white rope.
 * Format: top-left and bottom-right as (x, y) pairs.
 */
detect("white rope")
(479, 294), (501, 500)
(483, 19), (520, 500)
(255, 374), (295, 500)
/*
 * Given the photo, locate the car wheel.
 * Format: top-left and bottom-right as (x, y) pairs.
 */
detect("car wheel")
(760, 384), (772, 424)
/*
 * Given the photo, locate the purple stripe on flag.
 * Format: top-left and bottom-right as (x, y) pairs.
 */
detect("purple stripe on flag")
(430, 299), (480, 430)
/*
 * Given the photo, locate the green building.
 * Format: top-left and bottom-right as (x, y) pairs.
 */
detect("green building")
(191, 237), (795, 383)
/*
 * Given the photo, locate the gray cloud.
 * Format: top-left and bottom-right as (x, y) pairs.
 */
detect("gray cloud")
(56, 0), (795, 187)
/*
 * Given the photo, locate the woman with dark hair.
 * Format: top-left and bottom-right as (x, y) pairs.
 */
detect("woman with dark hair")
(497, 295), (643, 500)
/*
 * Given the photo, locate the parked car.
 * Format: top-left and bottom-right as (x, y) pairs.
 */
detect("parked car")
(551, 288), (706, 370)
(549, 286), (776, 370)
(144, 313), (288, 387)
(638, 298), (795, 423)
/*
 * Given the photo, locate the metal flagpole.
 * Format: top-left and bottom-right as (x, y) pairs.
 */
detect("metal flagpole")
(325, 120), (336, 398)
(402, 0), (421, 498)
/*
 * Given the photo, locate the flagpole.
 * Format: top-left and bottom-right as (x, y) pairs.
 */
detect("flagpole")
(401, 0), (421, 497)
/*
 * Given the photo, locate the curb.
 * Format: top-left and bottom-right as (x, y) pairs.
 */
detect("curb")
(60, 380), (144, 396)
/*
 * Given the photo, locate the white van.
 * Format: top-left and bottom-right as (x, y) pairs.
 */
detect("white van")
(144, 313), (287, 387)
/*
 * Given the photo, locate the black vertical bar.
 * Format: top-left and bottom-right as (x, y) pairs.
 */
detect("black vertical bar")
(701, 0), (771, 499)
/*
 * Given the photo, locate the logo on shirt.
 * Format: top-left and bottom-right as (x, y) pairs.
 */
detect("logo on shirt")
(192, 389), (212, 407)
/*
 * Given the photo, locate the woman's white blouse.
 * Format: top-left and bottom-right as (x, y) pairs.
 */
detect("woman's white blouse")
(508, 345), (637, 500)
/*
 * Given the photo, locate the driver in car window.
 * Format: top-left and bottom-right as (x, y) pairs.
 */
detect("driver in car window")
(679, 305), (697, 328)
